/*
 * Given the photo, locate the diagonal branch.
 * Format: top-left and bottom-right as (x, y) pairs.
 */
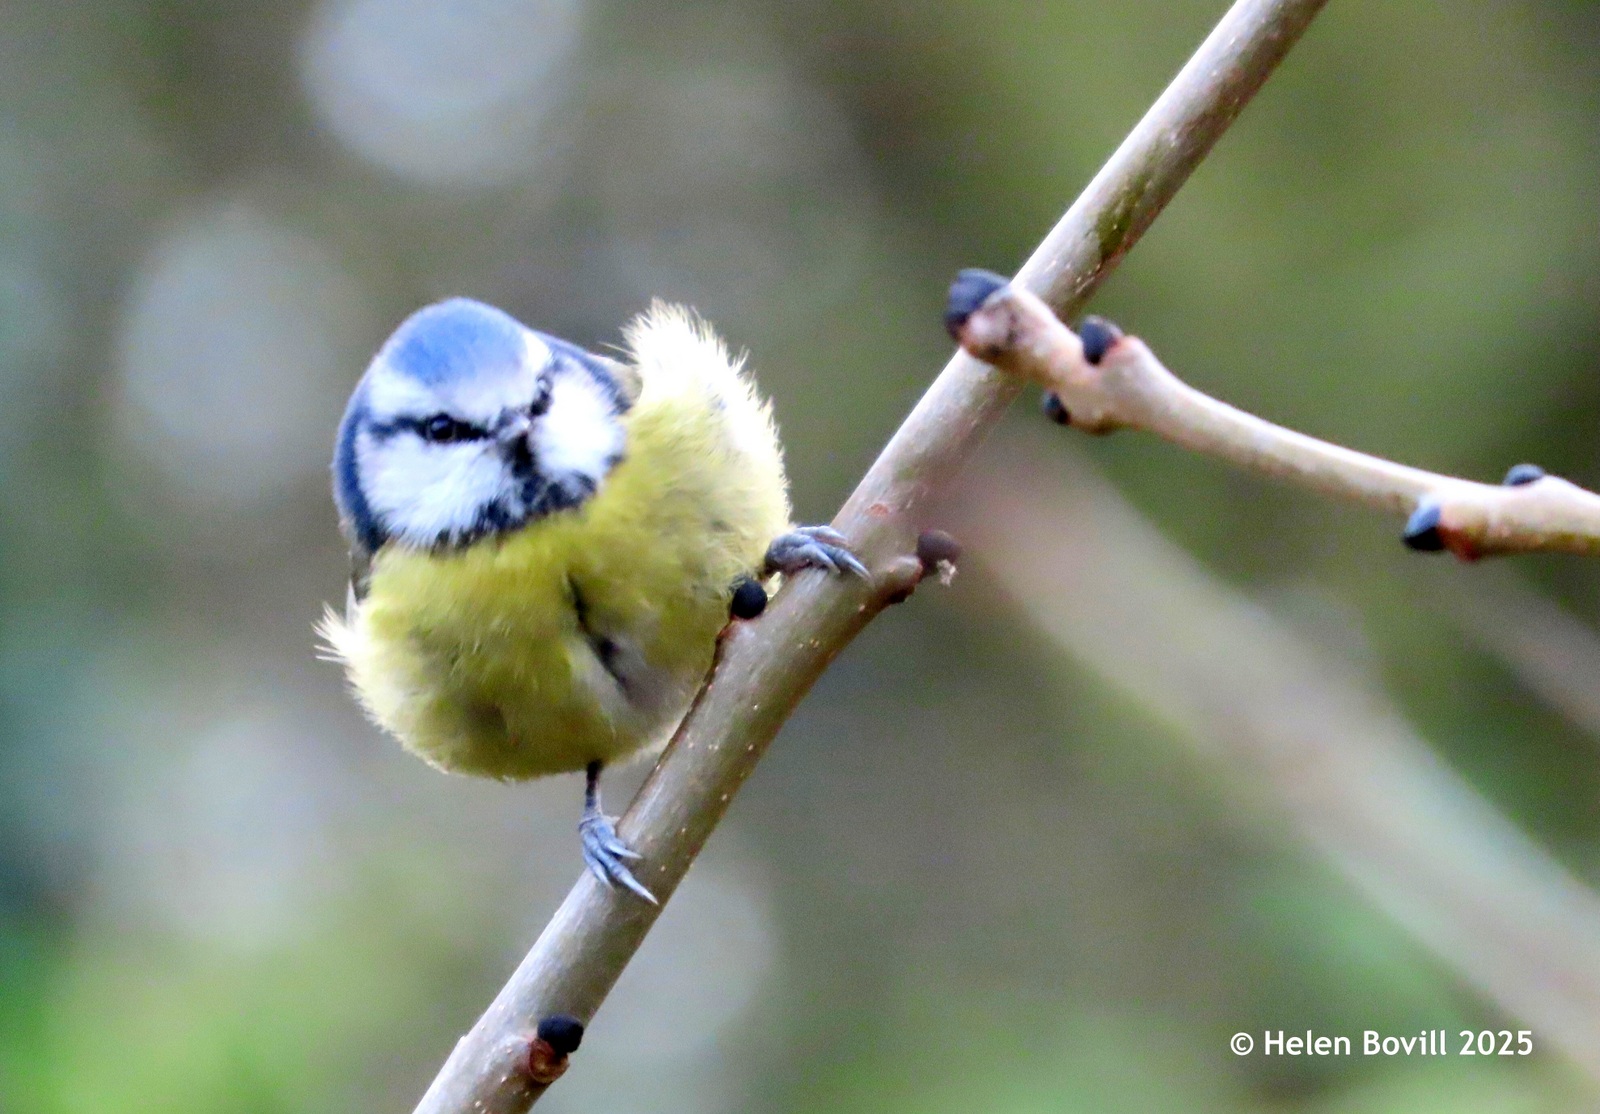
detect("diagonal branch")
(946, 277), (1600, 558)
(413, 1), (1329, 1109)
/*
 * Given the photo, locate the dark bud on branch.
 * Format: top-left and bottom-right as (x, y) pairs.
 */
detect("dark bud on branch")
(1077, 316), (1123, 366)
(729, 577), (769, 620)
(536, 1015), (584, 1056)
(943, 269), (1010, 340)
(913, 531), (961, 590)
(527, 1014), (585, 1085)
(1041, 391), (1072, 426)
(1402, 500), (1445, 552)
(915, 530), (963, 578)
(1502, 463), (1546, 487)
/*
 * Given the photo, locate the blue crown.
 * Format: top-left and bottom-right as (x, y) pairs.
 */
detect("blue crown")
(382, 297), (528, 385)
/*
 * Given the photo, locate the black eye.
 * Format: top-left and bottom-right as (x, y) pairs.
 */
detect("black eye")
(419, 414), (478, 443)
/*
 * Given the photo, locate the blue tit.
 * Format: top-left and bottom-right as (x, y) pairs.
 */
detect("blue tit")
(320, 297), (864, 900)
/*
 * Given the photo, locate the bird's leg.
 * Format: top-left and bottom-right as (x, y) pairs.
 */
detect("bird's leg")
(577, 760), (656, 903)
(764, 525), (869, 579)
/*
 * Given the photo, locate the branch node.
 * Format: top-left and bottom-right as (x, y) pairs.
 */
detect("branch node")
(947, 277), (1125, 434)
(1403, 499), (1482, 561)
(526, 1015), (584, 1085)
(879, 555), (927, 605)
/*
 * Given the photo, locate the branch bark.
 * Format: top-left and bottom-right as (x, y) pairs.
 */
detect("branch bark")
(947, 278), (1600, 558)
(414, 1), (1329, 1109)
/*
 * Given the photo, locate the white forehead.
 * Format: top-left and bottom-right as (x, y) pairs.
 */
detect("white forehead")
(362, 302), (553, 424)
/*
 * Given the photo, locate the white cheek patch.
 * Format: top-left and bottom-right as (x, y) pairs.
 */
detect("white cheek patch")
(533, 373), (625, 487)
(357, 430), (516, 545)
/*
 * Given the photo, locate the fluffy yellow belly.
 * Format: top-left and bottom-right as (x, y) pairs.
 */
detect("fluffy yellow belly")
(326, 412), (788, 779)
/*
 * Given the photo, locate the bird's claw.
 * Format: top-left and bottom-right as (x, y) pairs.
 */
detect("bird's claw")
(765, 526), (868, 579)
(578, 811), (656, 903)
(795, 524), (848, 547)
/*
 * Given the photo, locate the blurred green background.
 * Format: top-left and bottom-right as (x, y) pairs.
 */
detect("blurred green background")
(3, 0), (1599, 1110)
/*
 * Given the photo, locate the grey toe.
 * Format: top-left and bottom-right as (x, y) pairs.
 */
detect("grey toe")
(579, 812), (656, 903)
(795, 524), (849, 547)
(765, 528), (868, 579)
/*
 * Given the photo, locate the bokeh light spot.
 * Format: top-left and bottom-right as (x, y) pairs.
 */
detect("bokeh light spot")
(114, 200), (372, 512)
(300, 0), (585, 188)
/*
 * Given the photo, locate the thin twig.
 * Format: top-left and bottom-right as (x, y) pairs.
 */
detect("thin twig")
(947, 279), (1600, 558)
(948, 439), (1600, 1085)
(414, 1), (1329, 1109)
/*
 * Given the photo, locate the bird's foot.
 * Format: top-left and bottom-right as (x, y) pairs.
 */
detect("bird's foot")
(578, 808), (657, 903)
(764, 525), (868, 579)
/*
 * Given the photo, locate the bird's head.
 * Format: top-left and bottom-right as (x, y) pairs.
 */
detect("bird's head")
(334, 297), (630, 553)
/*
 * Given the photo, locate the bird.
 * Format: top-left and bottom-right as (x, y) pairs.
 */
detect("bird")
(319, 297), (864, 901)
